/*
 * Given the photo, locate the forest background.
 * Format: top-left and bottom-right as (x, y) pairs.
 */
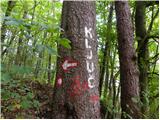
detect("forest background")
(0, 0), (159, 119)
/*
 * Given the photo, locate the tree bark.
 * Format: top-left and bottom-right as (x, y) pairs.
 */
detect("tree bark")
(1, 1), (16, 55)
(111, 46), (118, 118)
(48, 54), (52, 84)
(135, 1), (149, 118)
(115, 1), (141, 118)
(52, 1), (100, 118)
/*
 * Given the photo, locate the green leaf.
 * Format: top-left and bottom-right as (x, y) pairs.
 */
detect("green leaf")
(5, 20), (20, 26)
(27, 92), (34, 99)
(58, 38), (71, 49)
(11, 92), (20, 99)
(11, 65), (32, 74)
(35, 44), (45, 53)
(33, 100), (40, 108)
(1, 73), (11, 84)
(20, 100), (32, 109)
(2, 90), (11, 100)
(40, 23), (49, 30)
(46, 46), (57, 55)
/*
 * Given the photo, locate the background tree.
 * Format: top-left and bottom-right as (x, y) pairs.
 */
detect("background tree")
(135, 1), (159, 118)
(115, 1), (141, 118)
(1, 0), (16, 56)
(135, 1), (148, 117)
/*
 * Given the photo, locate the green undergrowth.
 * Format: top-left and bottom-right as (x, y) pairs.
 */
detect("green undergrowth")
(1, 64), (53, 118)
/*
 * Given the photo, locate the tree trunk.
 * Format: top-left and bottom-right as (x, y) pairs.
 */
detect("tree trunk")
(115, 1), (141, 118)
(34, 45), (44, 78)
(111, 46), (118, 118)
(101, 3), (114, 98)
(1, 30), (16, 59)
(52, 1), (100, 118)
(1, 1), (16, 55)
(15, 10), (28, 66)
(48, 54), (51, 84)
(53, 1), (100, 119)
(135, 1), (149, 118)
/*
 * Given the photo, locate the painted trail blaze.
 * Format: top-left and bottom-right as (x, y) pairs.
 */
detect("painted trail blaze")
(62, 58), (78, 72)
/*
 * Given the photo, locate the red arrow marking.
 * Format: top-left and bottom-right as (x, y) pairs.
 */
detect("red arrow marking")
(62, 58), (78, 72)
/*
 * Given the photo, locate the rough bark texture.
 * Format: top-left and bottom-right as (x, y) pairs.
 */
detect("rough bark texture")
(52, 1), (100, 119)
(135, 1), (149, 118)
(115, 1), (141, 118)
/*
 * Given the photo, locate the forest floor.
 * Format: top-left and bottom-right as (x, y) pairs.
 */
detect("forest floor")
(1, 80), (54, 119)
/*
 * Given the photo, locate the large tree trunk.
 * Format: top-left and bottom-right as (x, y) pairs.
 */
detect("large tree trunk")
(115, 1), (141, 118)
(135, 1), (149, 118)
(52, 1), (101, 119)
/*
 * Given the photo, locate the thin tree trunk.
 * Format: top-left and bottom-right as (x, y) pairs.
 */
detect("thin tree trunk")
(1, 1), (16, 55)
(15, 10), (28, 66)
(1, 30), (16, 59)
(22, 1), (37, 66)
(135, 1), (148, 118)
(100, 3), (113, 97)
(52, 1), (100, 118)
(111, 46), (118, 118)
(115, 1), (141, 118)
(48, 54), (51, 84)
(34, 42), (44, 78)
